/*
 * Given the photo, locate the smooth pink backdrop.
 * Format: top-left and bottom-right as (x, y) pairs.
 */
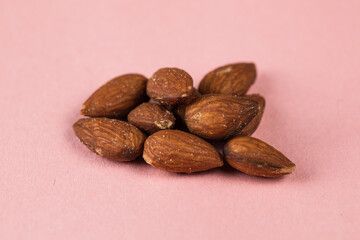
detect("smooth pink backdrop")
(1, 0), (360, 239)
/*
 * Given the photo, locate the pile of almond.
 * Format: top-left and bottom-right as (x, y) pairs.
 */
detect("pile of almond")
(73, 63), (296, 178)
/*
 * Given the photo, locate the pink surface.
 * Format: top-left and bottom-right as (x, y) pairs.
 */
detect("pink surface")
(1, 0), (360, 239)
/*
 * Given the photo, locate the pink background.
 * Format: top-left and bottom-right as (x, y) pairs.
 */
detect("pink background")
(1, 0), (360, 239)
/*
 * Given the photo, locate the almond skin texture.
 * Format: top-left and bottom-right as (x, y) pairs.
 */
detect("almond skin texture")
(224, 136), (295, 177)
(199, 63), (256, 96)
(127, 103), (176, 134)
(81, 74), (148, 118)
(73, 118), (146, 161)
(143, 130), (223, 173)
(238, 94), (266, 136)
(174, 88), (201, 131)
(147, 68), (193, 105)
(184, 94), (259, 140)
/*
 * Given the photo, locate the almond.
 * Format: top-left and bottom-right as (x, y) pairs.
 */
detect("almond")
(224, 136), (295, 177)
(81, 74), (148, 118)
(73, 118), (146, 161)
(238, 94), (265, 136)
(199, 63), (256, 96)
(143, 130), (223, 173)
(184, 94), (259, 140)
(127, 103), (176, 134)
(147, 68), (193, 105)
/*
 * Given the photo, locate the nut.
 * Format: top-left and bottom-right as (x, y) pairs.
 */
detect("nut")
(184, 94), (259, 140)
(224, 136), (296, 177)
(147, 68), (193, 105)
(73, 118), (146, 161)
(143, 130), (223, 173)
(81, 74), (148, 118)
(128, 103), (176, 134)
(238, 94), (265, 136)
(199, 63), (256, 96)
(73, 63), (296, 179)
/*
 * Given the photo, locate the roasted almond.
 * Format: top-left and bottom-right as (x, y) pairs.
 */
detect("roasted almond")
(224, 136), (295, 177)
(81, 74), (148, 118)
(238, 94), (265, 136)
(127, 103), (176, 134)
(199, 63), (256, 96)
(143, 130), (223, 173)
(184, 94), (259, 140)
(73, 118), (146, 161)
(147, 68), (193, 105)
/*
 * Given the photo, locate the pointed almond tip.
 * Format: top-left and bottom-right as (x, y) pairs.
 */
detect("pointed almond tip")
(72, 119), (82, 131)
(80, 104), (87, 115)
(218, 158), (224, 167)
(277, 164), (296, 175)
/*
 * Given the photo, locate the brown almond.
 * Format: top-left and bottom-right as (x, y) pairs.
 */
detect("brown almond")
(143, 130), (223, 173)
(238, 94), (266, 136)
(81, 74), (148, 118)
(73, 118), (146, 161)
(147, 68), (193, 105)
(127, 103), (176, 134)
(199, 63), (256, 96)
(184, 94), (259, 140)
(224, 136), (295, 177)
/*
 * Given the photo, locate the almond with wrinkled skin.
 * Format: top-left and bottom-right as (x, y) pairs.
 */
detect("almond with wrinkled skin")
(224, 136), (295, 177)
(184, 94), (259, 140)
(73, 118), (146, 161)
(238, 94), (265, 136)
(143, 130), (223, 173)
(127, 103), (176, 134)
(81, 74), (148, 117)
(199, 63), (256, 96)
(147, 68), (193, 105)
